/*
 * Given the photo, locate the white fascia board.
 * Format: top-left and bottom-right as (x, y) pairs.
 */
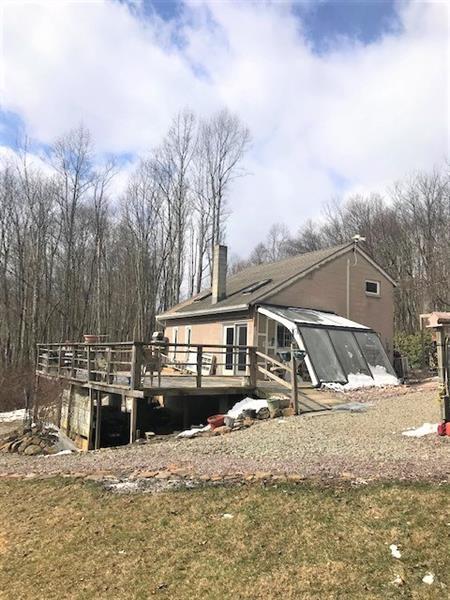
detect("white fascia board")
(257, 306), (319, 386)
(257, 306), (297, 333)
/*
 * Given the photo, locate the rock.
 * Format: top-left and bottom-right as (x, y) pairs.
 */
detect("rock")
(224, 416), (235, 428)
(10, 439), (24, 453)
(138, 470), (159, 479)
(282, 407), (295, 417)
(23, 444), (42, 456)
(213, 425), (232, 435)
(154, 470), (172, 480)
(269, 407), (282, 418)
(256, 407), (270, 420)
(287, 474), (305, 483)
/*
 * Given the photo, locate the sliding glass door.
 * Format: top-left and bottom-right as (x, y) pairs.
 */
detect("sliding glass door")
(223, 323), (248, 375)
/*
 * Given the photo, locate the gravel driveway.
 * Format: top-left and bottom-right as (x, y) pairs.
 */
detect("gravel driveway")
(0, 382), (448, 482)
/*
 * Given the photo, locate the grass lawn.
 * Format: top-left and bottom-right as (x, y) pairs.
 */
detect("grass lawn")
(0, 479), (448, 599)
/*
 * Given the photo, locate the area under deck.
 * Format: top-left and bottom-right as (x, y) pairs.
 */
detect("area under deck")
(36, 340), (333, 450)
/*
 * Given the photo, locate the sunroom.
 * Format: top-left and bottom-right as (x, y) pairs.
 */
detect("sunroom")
(256, 305), (397, 388)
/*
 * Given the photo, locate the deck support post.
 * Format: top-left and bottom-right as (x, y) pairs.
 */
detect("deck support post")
(88, 387), (95, 450)
(290, 346), (299, 415)
(183, 398), (190, 430)
(94, 390), (102, 450)
(196, 346), (203, 388)
(129, 396), (137, 444)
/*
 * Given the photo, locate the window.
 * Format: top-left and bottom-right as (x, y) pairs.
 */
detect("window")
(365, 280), (380, 296)
(329, 330), (371, 377)
(299, 327), (346, 383)
(354, 331), (396, 377)
(185, 326), (192, 346)
(276, 324), (293, 348)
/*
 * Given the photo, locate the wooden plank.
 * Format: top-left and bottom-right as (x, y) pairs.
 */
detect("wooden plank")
(257, 365), (291, 389)
(255, 350), (292, 373)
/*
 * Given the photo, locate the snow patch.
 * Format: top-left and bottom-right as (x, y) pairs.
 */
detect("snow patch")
(227, 397), (268, 419)
(323, 366), (398, 392)
(0, 408), (26, 422)
(176, 424), (211, 439)
(402, 423), (438, 438)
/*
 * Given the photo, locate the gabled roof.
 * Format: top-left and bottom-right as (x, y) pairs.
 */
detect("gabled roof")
(157, 242), (396, 321)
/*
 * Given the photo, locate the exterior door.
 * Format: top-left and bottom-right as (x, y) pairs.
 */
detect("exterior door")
(223, 326), (235, 374)
(223, 324), (248, 375)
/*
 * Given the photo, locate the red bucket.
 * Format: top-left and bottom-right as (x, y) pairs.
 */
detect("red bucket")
(207, 414), (225, 430)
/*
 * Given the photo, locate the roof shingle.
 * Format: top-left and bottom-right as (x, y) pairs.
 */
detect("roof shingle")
(161, 242), (353, 317)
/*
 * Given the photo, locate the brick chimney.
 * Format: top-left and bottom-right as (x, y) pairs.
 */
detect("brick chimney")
(212, 245), (227, 304)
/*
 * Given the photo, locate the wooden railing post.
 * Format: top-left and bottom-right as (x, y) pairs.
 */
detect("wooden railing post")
(57, 346), (62, 377)
(131, 342), (143, 390)
(249, 347), (257, 387)
(106, 347), (113, 384)
(70, 345), (76, 379)
(86, 345), (92, 382)
(196, 345), (203, 388)
(290, 346), (299, 415)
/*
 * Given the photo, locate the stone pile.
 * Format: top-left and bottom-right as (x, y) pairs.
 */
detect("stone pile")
(0, 426), (59, 456)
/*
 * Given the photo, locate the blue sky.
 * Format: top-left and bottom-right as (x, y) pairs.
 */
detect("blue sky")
(0, 0), (447, 254)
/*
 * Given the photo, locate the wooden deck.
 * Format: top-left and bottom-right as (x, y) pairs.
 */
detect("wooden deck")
(35, 340), (336, 451)
(36, 341), (333, 414)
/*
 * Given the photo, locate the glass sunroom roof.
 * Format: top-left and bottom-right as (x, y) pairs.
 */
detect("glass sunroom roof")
(257, 305), (397, 388)
(258, 306), (370, 330)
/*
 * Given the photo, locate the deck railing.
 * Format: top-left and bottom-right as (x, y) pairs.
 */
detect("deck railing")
(36, 341), (258, 391)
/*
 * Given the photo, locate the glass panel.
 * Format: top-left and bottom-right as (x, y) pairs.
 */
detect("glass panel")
(354, 331), (396, 377)
(276, 324), (293, 349)
(329, 330), (371, 378)
(237, 325), (247, 372)
(225, 327), (234, 371)
(299, 327), (346, 383)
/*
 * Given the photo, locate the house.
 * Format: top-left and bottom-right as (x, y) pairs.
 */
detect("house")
(157, 241), (397, 387)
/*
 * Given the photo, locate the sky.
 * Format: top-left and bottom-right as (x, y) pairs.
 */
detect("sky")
(0, 0), (448, 255)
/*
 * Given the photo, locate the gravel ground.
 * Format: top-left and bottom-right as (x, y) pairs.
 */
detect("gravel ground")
(0, 381), (448, 482)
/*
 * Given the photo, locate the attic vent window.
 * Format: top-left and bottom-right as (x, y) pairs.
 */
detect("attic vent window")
(365, 280), (380, 296)
(241, 279), (272, 294)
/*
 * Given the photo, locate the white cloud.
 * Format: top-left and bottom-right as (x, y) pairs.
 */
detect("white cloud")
(0, 0), (448, 254)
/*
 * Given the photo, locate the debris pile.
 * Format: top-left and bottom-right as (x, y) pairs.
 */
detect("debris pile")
(0, 421), (77, 456)
(0, 425), (60, 455)
(176, 396), (294, 440)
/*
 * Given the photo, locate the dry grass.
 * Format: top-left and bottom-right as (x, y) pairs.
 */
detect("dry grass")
(0, 479), (448, 599)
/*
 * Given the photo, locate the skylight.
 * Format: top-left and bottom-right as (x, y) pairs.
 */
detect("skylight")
(241, 279), (272, 294)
